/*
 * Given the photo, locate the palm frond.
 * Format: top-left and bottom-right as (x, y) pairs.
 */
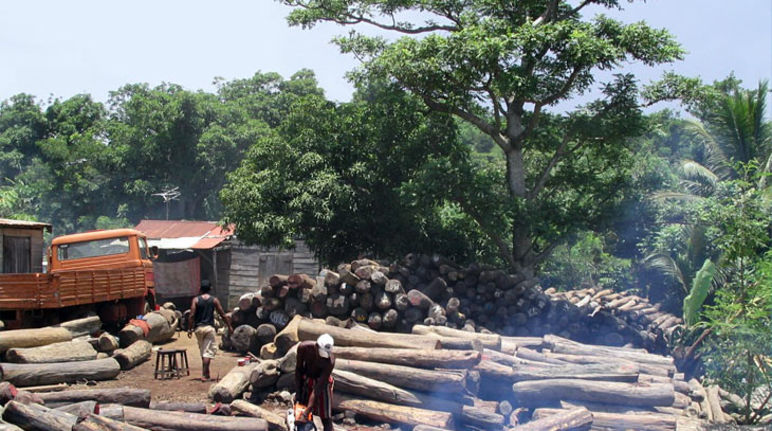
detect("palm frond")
(683, 258), (716, 327)
(643, 253), (686, 293)
(649, 191), (705, 203)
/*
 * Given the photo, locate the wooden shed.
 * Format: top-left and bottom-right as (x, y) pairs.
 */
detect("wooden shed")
(0, 218), (52, 274)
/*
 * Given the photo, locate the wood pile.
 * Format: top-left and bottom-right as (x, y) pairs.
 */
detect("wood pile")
(221, 254), (682, 356)
(210, 315), (739, 430)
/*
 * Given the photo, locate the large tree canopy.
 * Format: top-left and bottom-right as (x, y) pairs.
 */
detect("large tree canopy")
(281, 0), (689, 277)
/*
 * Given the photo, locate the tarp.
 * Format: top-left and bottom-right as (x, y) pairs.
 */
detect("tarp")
(153, 257), (200, 298)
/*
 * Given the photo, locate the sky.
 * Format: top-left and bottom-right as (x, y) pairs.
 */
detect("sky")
(0, 1), (770, 107)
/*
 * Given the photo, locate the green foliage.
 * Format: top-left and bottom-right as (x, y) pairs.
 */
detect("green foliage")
(682, 258), (715, 326)
(539, 231), (632, 292)
(281, 0), (686, 275)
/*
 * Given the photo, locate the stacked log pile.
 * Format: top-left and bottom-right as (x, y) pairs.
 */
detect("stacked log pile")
(222, 254), (682, 356)
(210, 315), (741, 430)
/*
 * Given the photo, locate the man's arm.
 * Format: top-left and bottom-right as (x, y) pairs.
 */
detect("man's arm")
(214, 298), (234, 333)
(187, 297), (198, 333)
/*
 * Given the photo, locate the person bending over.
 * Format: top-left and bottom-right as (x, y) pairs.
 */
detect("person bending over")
(295, 334), (335, 431)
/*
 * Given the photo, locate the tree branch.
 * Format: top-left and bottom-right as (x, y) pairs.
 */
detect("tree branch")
(422, 95), (510, 151)
(296, 4), (458, 34)
(537, 67), (583, 107)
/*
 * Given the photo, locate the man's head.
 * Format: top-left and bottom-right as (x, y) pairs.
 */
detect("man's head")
(200, 279), (211, 294)
(316, 333), (333, 358)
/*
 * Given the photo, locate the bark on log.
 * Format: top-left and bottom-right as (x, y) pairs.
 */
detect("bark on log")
(230, 399), (288, 431)
(0, 327), (72, 354)
(0, 358), (120, 386)
(507, 362), (639, 383)
(543, 335), (674, 369)
(332, 346), (481, 369)
(412, 325), (502, 350)
(511, 379), (674, 408)
(114, 340), (152, 370)
(115, 406), (269, 431)
(72, 414), (150, 431)
(335, 359), (469, 394)
(56, 316), (103, 338)
(148, 402), (207, 414)
(460, 405), (505, 429)
(499, 337), (544, 355)
(97, 334), (120, 353)
(541, 351), (670, 377)
(331, 369), (464, 414)
(532, 408), (676, 431)
(281, 316), (440, 351)
(706, 385), (730, 424)
(37, 388), (151, 408)
(5, 340), (97, 363)
(208, 362), (261, 403)
(332, 393), (453, 428)
(53, 400), (98, 417)
(270, 274), (290, 288)
(509, 408), (593, 431)
(1, 401), (77, 431)
(231, 325), (257, 353)
(249, 360), (280, 388)
(118, 312), (175, 347)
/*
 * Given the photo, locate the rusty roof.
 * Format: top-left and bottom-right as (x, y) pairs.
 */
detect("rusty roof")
(134, 220), (233, 250)
(0, 218), (52, 231)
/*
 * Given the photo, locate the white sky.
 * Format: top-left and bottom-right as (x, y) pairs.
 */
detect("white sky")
(1, 1), (770, 106)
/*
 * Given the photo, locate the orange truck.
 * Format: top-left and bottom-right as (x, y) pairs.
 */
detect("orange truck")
(0, 228), (157, 329)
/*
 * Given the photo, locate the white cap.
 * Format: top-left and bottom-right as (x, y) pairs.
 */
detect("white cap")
(317, 333), (334, 358)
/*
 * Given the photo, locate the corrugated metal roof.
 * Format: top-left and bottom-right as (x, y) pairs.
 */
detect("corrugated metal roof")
(0, 218), (52, 231)
(135, 220), (233, 250)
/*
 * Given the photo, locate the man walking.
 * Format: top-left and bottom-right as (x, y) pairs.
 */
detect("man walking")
(188, 280), (233, 381)
(295, 334), (335, 431)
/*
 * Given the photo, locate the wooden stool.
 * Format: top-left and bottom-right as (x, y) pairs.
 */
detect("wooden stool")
(154, 348), (189, 379)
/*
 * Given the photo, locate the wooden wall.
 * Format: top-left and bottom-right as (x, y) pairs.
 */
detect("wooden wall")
(0, 227), (46, 273)
(225, 240), (319, 309)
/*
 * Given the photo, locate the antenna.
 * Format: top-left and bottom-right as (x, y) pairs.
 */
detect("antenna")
(152, 187), (181, 220)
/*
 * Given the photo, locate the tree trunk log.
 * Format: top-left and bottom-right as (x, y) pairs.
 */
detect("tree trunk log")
(411, 325), (501, 350)
(332, 393), (453, 428)
(0, 327), (72, 354)
(114, 340), (152, 370)
(97, 334), (120, 353)
(1, 401), (77, 431)
(460, 405), (505, 429)
(118, 312), (175, 347)
(208, 362), (261, 403)
(331, 369), (464, 414)
(507, 362), (639, 383)
(332, 346), (480, 369)
(532, 407), (676, 430)
(335, 358), (469, 394)
(37, 388), (150, 408)
(543, 335), (674, 369)
(541, 351), (670, 377)
(72, 414), (150, 431)
(230, 399), (287, 431)
(5, 340), (97, 363)
(56, 316), (103, 338)
(511, 379), (674, 408)
(148, 402), (207, 414)
(53, 400), (98, 417)
(0, 358), (120, 386)
(114, 406), (269, 431)
(509, 407), (592, 431)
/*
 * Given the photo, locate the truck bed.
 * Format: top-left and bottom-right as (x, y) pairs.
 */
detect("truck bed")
(0, 267), (147, 310)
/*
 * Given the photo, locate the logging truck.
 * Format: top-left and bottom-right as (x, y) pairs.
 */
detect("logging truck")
(0, 228), (157, 329)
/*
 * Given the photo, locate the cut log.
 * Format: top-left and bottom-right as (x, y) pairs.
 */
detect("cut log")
(543, 335), (674, 369)
(1, 401), (77, 431)
(532, 407), (676, 431)
(37, 388), (151, 408)
(509, 407), (592, 431)
(507, 362), (639, 383)
(118, 312), (175, 347)
(332, 346), (480, 369)
(72, 414), (150, 431)
(56, 316), (103, 338)
(460, 405), (505, 429)
(53, 400), (98, 417)
(706, 385), (730, 424)
(231, 325), (257, 353)
(114, 406), (269, 431)
(0, 358), (120, 386)
(332, 393), (453, 428)
(499, 337), (544, 355)
(541, 351), (670, 377)
(0, 327), (72, 354)
(5, 340), (98, 363)
(148, 402), (207, 414)
(230, 399), (287, 431)
(511, 379), (674, 408)
(332, 369), (464, 414)
(209, 362), (261, 403)
(114, 340), (152, 370)
(280, 316), (440, 351)
(335, 359), (469, 394)
(249, 360), (280, 389)
(97, 334), (120, 353)
(412, 325), (502, 350)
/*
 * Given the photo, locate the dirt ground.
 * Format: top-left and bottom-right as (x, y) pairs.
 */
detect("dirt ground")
(68, 331), (242, 404)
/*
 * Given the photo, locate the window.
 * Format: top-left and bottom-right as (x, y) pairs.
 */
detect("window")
(57, 237), (130, 261)
(139, 237), (149, 259)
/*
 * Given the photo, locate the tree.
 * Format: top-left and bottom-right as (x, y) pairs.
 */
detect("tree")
(281, 0), (688, 279)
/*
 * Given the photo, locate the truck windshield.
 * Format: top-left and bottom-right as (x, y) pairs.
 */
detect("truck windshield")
(57, 237), (130, 260)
